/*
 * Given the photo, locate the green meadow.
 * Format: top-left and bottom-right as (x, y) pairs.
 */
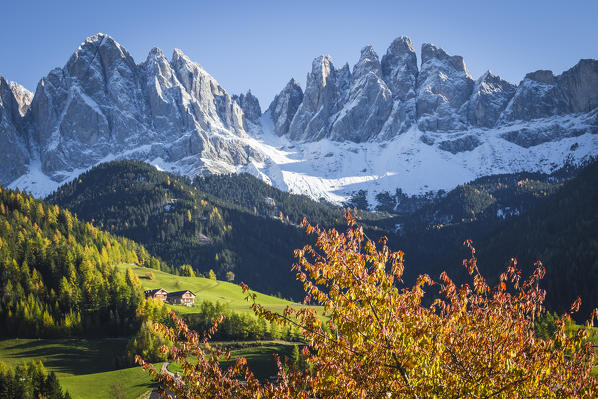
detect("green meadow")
(0, 338), (158, 398)
(116, 264), (318, 316)
(59, 366), (158, 399)
(0, 267), (319, 398)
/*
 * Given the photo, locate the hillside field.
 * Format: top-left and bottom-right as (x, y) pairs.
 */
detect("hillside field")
(116, 264), (319, 316)
(0, 338), (158, 398)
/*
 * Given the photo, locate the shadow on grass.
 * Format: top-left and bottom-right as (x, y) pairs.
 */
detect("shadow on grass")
(0, 339), (128, 375)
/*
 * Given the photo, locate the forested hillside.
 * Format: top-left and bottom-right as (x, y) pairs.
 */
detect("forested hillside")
(0, 186), (167, 337)
(48, 159), (594, 303)
(48, 161), (307, 299)
(469, 160), (598, 319)
(195, 173), (344, 226)
(0, 360), (70, 399)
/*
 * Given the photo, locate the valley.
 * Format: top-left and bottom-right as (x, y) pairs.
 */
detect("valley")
(1, 15), (597, 396)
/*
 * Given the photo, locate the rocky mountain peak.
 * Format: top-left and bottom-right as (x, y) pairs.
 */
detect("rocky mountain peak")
(558, 59), (598, 113)
(171, 48), (192, 65)
(525, 70), (556, 84)
(477, 70), (494, 84)
(310, 55), (335, 88)
(499, 69), (569, 122)
(352, 45), (382, 79)
(170, 48), (202, 79)
(381, 36), (418, 102)
(267, 78), (304, 136)
(143, 47), (171, 74)
(66, 33), (135, 80)
(285, 55), (341, 141)
(8, 81), (33, 116)
(421, 43), (471, 77)
(329, 46), (393, 142)
(0, 75), (29, 185)
(387, 36), (415, 56)
(416, 43), (474, 131)
(336, 63), (352, 102)
(233, 90), (262, 124)
(467, 70), (516, 127)
(147, 47), (166, 60)
(475, 70), (515, 93)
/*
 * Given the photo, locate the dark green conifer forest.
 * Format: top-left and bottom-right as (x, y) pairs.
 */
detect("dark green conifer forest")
(0, 186), (167, 337)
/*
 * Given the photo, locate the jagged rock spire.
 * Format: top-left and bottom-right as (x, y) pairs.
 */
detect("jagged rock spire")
(233, 90), (261, 124)
(416, 43), (474, 131)
(267, 78), (303, 136)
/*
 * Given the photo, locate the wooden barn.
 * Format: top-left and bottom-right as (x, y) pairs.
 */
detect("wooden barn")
(144, 288), (168, 302)
(166, 290), (196, 306)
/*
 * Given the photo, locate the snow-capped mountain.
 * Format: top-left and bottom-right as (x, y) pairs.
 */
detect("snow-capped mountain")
(2, 34), (598, 206)
(270, 36), (598, 141)
(0, 76), (30, 184)
(8, 81), (34, 117)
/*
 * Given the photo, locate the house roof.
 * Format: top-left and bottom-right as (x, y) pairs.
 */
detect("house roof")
(144, 288), (167, 295)
(166, 290), (195, 298)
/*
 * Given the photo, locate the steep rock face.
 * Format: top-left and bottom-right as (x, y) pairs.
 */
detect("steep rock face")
(233, 90), (261, 124)
(335, 63), (352, 104)
(267, 78), (303, 136)
(287, 56), (342, 141)
(3, 32), (598, 202)
(9, 82), (33, 116)
(169, 48), (245, 135)
(379, 36), (418, 136)
(141, 47), (195, 136)
(26, 33), (254, 178)
(330, 46), (393, 142)
(29, 34), (148, 173)
(558, 59), (598, 113)
(0, 76), (29, 184)
(466, 71), (516, 127)
(271, 36), (598, 142)
(416, 43), (474, 131)
(500, 70), (570, 122)
(381, 37), (418, 101)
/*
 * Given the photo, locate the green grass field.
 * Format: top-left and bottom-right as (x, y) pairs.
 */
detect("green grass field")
(0, 338), (297, 397)
(0, 267), (318, 398)
(60, 365), (159, 399)
(0, 338), (159, 398)
(117, 264), (319, 316)
(0, 338), (126, 377)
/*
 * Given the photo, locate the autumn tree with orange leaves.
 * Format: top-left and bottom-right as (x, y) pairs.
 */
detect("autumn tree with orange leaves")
(137, 213), (598, 398)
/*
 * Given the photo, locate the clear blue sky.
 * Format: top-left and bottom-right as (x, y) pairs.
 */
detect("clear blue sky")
(1, 0), (596, 108)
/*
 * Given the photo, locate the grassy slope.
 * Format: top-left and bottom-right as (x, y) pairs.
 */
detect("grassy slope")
(116, 264), (314, 316)
(0, 338), (126, 377)
(0, 268), (315, 398)
(60, 366), (158, 399)
(0, 338), (158, 398)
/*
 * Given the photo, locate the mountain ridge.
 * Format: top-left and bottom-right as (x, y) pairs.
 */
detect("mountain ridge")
(269, 37), (598, 142)
(1, 33), (597, 207)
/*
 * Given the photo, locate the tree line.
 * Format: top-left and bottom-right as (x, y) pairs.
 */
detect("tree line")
(0, 187), (165, 337)
(0, 360), (70, 399)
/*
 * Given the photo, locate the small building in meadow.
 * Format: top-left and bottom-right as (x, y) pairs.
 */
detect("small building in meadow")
(144, 288), (168, 301)
(166, 290), (196, 306)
